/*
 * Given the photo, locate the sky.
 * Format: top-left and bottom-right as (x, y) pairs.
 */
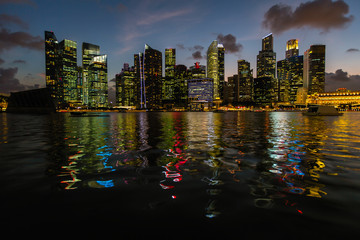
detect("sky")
(1, 0), (360, 98)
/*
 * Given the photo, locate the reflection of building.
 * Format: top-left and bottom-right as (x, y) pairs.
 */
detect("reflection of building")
(306, 88), (360, 109)
(305, 45), (326, 95)
(207, 41), (225, 101)
(187, 78), (213, 111)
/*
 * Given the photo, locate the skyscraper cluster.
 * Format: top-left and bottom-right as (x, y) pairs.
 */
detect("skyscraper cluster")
(116, 40), (224, 110)
(45, 31), (108, 109)
(225, 34), (325, 108)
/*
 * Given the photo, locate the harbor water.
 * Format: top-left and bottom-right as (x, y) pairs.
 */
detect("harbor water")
(1, 111), (359, 238)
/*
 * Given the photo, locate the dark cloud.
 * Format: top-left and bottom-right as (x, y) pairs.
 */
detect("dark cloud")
(0, 14), (28, 29)
(0, 67), (43, 94)
(12, 59), (26, 64)
(192, 51), (203, 60)
(0, 28), (43, 53)
(189, 45), (204, 51)
(0, 0), (36, 7)
(0, 58), (4, 65)
(216, 34), (243, 54)
(176, 44), (185, 50)
(0, 67), (26, 94)
(346, 48), (359, 53)
(325, 69), (360, 91)
(263, 0), (354, 34)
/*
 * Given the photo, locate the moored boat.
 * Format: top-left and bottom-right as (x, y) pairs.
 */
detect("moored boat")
(302, 105), (343, 116)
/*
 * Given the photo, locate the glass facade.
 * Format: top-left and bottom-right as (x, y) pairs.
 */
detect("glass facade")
(59, 39), (78, 104)
(188, 78), (213, 102)
(257, 34), (276, 79)
(207, 41), (225, 101)
(174, 64), (189, 107)
(237, 60), (253, 103)
(308, 45), (326, 95)
(163, 48), (176, 103)
(45, 31), (60, 104)
(88, 55), (108, 108)
(116, 64), (136, 107)
(82, 43), (100, 105)
(286, 39), (299, 59)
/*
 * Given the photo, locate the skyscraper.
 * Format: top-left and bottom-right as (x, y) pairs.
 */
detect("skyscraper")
(116, 63), (136, 107)
(307, 45), (326, 94)
(163, 48), (176, 105)
(286, 39), (299, 59)
(257, 33), (276, 78)
(59, 39), (77, 104)
(88, 55), (108, 108)
(45, 31), (60, 105)
(277, 39), (303, 104)
(137, 44), (162, 109)
(237, 60), (253, 103)
(82, 42), (100, 105)
(256, 33), (277, 105)
(207, 40), (225, 101)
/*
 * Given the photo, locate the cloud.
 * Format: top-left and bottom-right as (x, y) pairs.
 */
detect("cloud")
(0, 58), (4, 65)
(263, 0), (354, 34)
(136, 8), (192, 26)
(176, 44), (185, 50)
(346, 48), (359, 53)
(0, 67), (26, 94)
(0, 28), (43, 53)
(0, 0), (36, 6)
(0, 14), (29, 29)
(216, 34), (243, 54)
(12, 59), (26, 64)
(192, 51), (203, 60)
(325, 69), (360, 91)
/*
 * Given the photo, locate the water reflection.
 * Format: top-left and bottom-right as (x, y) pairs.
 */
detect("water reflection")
(37, 112), (360, 217)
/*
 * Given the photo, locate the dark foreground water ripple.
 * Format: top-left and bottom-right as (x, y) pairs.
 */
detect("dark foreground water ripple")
(1, 112), (360, 238)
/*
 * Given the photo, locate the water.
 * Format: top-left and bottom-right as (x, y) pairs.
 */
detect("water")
(1, 112), (360, 238)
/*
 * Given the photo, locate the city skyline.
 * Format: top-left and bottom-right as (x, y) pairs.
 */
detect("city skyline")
(1, 0), (360, 98)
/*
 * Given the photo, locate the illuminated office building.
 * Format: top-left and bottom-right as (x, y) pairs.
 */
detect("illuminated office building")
(82, 43), (100, 105)
(87, 55), (108, 108)
(59, 39), (78, 104)
(277, 39), (303, 104)
(286, 39), (299, 59)
(45, 31), (61, 104)
(207, 41), (225, 101)
(305, 45), (326, 95)
(237, 60), (253, 103)
(136, 44), (162, 109)
(174, 64), (190, 107)
(257, 33), (276, 79)
(307, 88), (360, 109)
(187, 78), (213, 111)
(256, 34), (277, 105)
(163, 48), (176, 105)
(116, 63), (136, 107)
(190, 62), (206, 79)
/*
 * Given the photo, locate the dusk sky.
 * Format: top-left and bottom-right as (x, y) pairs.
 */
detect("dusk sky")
(1, 0), (359, 97)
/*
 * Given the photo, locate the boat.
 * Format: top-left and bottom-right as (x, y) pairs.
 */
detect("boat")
(302, 105), (343, 116)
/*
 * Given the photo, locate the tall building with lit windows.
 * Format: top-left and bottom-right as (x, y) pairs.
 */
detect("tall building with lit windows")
(256, 33), (277, 105)
(163, 48), (176, 105)
(82, 42), (100, 105)
(257, 33), (276, 79)
(87, 55), (108, 108)
(237, 60), (253, 103)
(286, 39), (299, 59)
(116, 63), (136, 107)
(45, 31), (61, 105)
(207, 40), (225, 101)
(59, 39), (78, 104)
(136, 44), (162, 109)
(306, 45), (326, 95)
